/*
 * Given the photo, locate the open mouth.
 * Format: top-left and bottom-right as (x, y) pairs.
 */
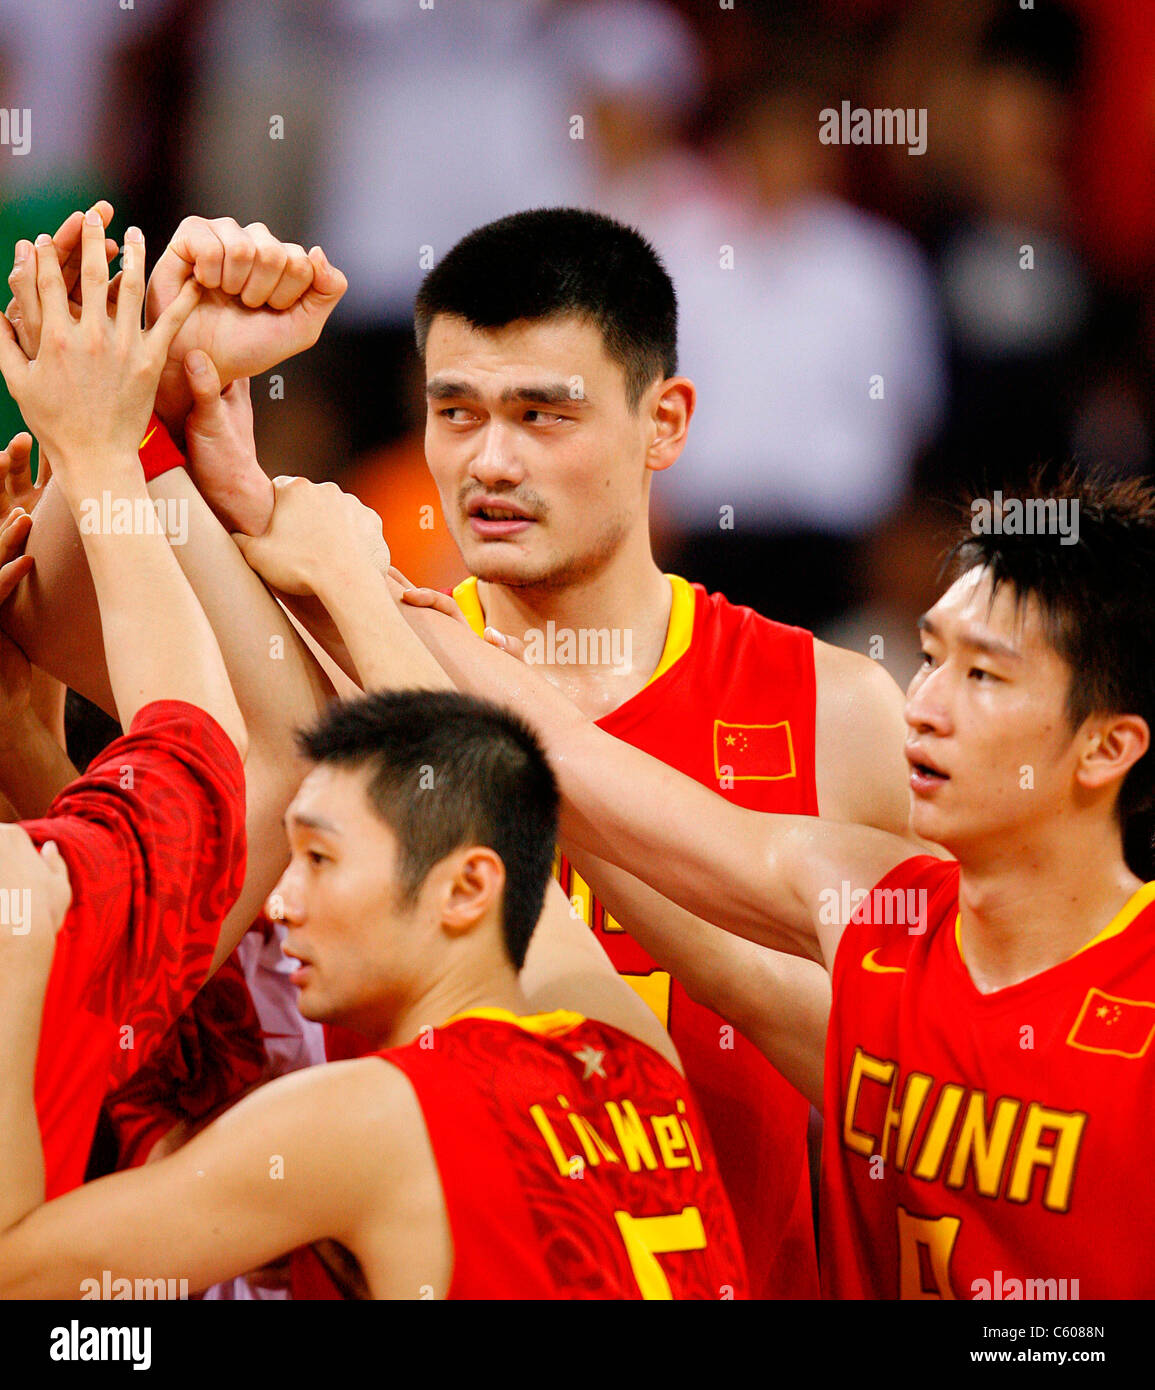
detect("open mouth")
(472, 505), (529, 521)
(467, 500), (534, 538)
(906, 748), (949, 791)
(912, 761), (947, 780)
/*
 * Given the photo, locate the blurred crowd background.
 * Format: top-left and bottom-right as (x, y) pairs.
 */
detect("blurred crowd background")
(1, 0), (1152, 686)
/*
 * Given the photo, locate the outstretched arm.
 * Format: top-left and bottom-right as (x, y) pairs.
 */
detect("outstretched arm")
(565, 849), (829, 1106)
(235, 482), (923, 968)
(0, 1042), (405, 1297)
(392, 598), (921, 969)
(0, 217), (244, 752)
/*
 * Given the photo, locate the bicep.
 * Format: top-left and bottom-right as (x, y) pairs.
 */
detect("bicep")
(814, 642), (911, 835)
(0, 1064), (375, 1299)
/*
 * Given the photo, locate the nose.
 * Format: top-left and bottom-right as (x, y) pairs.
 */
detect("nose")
(267, 862), (303, 927)
(469, 419), (525, 490)
(904, 662), (952, 738)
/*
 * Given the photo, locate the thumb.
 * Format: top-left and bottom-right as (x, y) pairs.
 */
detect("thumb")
(149, 275), (201, 359)
(290, 247), (348, 342)
(0, 312), (29, 394)
(184, 349), (224, 410)
(183, 347), (227, 433)
(231, 529), (254, 561)
(306, 246), (348, 305)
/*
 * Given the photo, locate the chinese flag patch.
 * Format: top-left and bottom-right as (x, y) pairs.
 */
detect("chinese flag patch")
(713, 720), (796, 782)
(1066, 987), (1155, 1059)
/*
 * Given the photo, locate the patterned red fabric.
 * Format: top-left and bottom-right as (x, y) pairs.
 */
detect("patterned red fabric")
(102, 946), (268, 1170)
(822, 856), (1155, 1298)
(22, 701), (246, 1198)
(295, 1012), (748, 1300)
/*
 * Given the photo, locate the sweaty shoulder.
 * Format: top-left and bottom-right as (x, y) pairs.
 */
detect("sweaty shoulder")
(812, 639), (911, 834)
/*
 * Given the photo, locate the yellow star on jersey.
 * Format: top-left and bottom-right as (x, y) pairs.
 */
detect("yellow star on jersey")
(574, 1045), (606, 1080)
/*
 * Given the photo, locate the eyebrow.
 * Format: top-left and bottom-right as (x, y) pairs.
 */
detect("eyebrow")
(917, 613), (1023, 662)
(283, 811), (342, 835)
(426, 378), (589, 407)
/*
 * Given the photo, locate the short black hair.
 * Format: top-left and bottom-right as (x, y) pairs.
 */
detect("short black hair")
(298, 690), (559, 970)
(413, 207), (678, 409)
(947, 474), (1155, 873)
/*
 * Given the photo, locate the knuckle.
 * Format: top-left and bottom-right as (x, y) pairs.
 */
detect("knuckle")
(254, 241), (286, 269)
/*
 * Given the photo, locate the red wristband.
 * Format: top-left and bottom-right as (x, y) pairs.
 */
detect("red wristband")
(138, 412), (185, 482)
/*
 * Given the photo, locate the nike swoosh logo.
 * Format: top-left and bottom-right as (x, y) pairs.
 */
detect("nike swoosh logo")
(862, 948), (906, 975)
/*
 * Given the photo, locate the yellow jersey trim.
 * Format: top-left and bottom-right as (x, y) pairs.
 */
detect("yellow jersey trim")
(451, 575), (486, 636)
(955, 879), (1155, 967)
(649, 574), (695, 686)
(450, 573), (696, 690)
(441, 1006), (586, 1037)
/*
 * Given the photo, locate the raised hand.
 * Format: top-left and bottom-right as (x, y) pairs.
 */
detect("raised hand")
(145, 217), (347, 436)
(233, 476), (389, 597)
(0, 215), (200, 502)
(5, 201), (119, 360)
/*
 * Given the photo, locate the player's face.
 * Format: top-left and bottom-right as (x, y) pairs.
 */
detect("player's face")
(272, 764), (438, 1032)
(423, 313), (656, 589)
(904, 566), (1084, 859)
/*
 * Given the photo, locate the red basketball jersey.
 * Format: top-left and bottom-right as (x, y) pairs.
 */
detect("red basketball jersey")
(822, 855), (1155, 1299)
(298, 1009), (748, 1299)
(454, 575), (821, 1299)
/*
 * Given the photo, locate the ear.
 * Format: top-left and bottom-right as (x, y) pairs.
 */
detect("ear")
(1075, 713), (1150, 799)
(643, 377), (695, 476)
(438, 846), (506, 939)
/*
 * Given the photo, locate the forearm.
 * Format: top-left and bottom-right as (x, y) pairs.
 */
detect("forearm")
(0, 476), (115, 716)
(28, 666), (66, 750)
(396, 600), (821, 952)
(0, 710), (78, 819)
(568, 850), (829, 1105)
(70, 458), (245, 754)
(275, 590), (360, 688)
(314, 560), (452, 694)
(146, 473), (338, 969)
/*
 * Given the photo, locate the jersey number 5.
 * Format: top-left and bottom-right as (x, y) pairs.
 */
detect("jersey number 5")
(614, 1206), (707, 1300)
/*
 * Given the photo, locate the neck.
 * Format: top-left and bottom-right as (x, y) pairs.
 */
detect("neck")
(475, 532), (673, 719)
(369, 963), (531, 1052)
(956, 818), (1144, 993)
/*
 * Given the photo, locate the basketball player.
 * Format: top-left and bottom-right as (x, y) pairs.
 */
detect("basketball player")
(373, 474), (1155, 1298)
(214, 207), (914, 1298)
(0, 690), (747, 1301)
